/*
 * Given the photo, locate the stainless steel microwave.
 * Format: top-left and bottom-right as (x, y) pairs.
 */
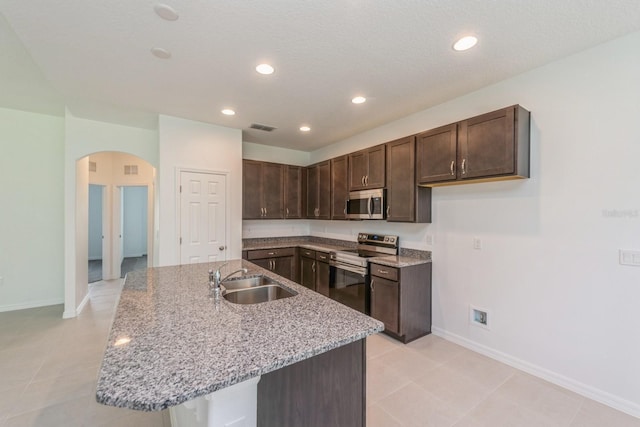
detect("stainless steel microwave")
(346, 189), (386, 220)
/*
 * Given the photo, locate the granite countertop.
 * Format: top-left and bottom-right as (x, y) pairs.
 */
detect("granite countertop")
(96, 260), (383, 412)
(243, 237), (431, 267)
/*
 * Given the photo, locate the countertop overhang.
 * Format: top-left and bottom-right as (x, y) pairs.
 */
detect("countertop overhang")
(95, 260), (383, 412)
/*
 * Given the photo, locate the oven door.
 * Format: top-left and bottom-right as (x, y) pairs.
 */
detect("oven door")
(329, 262), (370, 314)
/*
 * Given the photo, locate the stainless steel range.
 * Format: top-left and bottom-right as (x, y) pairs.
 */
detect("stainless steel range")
(328, 233), (399, 314)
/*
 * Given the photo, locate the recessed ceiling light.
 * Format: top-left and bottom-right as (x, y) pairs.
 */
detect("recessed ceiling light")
(221, 109), (236, 116)
(256, 64), (275, 75)
(352, 96), (366, 104)
(151, 47), (171, 59)
(154, 4), (179, 21)
(453, 36), (478, 51)
(300, 126), (311, 132)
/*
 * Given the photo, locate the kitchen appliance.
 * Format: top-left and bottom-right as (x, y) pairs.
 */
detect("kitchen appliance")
(329, 233), (399, 314)
(345, 189), (386, 220)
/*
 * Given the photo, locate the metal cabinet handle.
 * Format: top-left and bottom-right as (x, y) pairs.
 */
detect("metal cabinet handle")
(371, 279), (375, 291)
(361, 176), (365, 186)
(286, 208), (289, 217)
(450, 160), (455, 175)
(365, 175), (369, 186)
(378, 269), (389, 274)
(386, 205), (390, 216)
(264, 207), (267, 216)
(267, 252), (275, 255)
(312, 261), (316, 272)
(461, 158), (467, 175)
(344, 199), (348, 215)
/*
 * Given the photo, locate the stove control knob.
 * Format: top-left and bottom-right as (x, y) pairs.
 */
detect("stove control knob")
(384, 237), (389, 242)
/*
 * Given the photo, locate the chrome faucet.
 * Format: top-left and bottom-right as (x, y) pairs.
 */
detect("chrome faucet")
(209, 263), (248, 293)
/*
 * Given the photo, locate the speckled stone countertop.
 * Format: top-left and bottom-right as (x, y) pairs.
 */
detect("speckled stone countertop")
(243, 236), (431, 267)
(95, 260), (383, 412)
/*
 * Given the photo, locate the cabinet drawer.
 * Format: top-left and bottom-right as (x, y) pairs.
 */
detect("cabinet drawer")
(315, 251), (330, 262)
(300, 248), (316, 258)
(247, 247), (295, 260)
(370, 264), (399, 281)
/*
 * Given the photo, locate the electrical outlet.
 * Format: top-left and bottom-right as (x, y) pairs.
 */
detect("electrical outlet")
(470, 305), (490, 330)
(619, 250), (640, 266)
(473, 237), (482, 250)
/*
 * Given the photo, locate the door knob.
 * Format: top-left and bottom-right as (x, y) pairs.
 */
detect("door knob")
(219, 246), (225, 251)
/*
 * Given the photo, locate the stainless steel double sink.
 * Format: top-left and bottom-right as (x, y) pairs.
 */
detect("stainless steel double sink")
(221, 275), (297, 304)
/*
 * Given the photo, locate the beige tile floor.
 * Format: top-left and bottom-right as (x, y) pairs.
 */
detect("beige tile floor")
(1, 279), (638, 427)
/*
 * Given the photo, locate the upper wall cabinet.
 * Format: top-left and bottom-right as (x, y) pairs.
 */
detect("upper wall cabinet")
(306, 160), (331, 219)
(417, 105), (530, 186)
(386, 136), (431, 223)
(242, 160), (284, 219)
(284, 165), (304, 219)
(330, 155), (349, 220)
(348, 144), (386, 190)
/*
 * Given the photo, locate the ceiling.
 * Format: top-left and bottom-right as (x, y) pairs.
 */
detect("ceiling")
(2, 1), (640, 151)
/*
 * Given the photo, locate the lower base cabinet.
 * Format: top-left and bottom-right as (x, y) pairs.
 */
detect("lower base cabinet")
(245, 248), (295, 281)
(370, 262), (432, 343)
(257, 339), (365, 427)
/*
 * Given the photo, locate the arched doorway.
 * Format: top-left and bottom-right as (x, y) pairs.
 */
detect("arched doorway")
(65, 151), (157, 318)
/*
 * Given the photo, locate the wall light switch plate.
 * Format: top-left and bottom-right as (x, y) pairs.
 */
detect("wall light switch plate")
(473, 237), (482, 250)
(619, 250), (640, 266)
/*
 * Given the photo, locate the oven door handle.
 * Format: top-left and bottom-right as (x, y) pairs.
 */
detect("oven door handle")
(330, 261), (367, 276)
(367, 196), (373, 218)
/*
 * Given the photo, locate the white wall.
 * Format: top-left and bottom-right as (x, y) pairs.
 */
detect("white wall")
(309, 32), (640, 415)
(158, 115), (243, 266)
(64, 111), (158, 317)
(122, 186), (148, 257)
(243, 141), (310, 166)
(0, 108), (65, 312)
(88, 184), (103, 260)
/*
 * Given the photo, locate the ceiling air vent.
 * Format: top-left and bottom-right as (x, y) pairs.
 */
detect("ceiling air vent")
(250, 123), (277, 132)
(89, 161), (97, 172)
(124, 165), (139, 175)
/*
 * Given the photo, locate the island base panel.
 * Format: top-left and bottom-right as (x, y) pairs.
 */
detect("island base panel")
(257, 339), (366, 427)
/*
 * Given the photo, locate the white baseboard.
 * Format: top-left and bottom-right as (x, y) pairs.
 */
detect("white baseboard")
(432, 327), (640, 419)
(0, 297), (64, 313)
(76, 293), (90, 316)
(62, 308), (76, 319)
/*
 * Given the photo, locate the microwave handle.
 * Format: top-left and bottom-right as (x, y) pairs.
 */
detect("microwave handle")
(367, 196), (373, 218)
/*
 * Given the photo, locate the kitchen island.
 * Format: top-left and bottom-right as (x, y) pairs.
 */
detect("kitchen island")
(96, 259), (383, 426)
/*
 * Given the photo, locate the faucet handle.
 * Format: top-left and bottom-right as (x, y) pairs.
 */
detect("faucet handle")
(208, 269), (215, 283)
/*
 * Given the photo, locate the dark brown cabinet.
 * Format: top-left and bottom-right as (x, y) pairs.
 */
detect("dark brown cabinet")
(299, 249), (316, 290)
(348, 144), (386, 190)
(315, 251), (331, 297)
(370, 262), (432, 343)
(330, 155), (349, 220)
(386, 136), (431, 223)
(247, 248), (295, 281)
(284, 165), (304, 219)
(417, 105), (530, 186)
(306, 161), (331, 219)
(243, 160), (284, 219)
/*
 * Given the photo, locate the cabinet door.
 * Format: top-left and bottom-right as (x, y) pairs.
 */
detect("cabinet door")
(370, 276), (399, 335)
(305, 165), (319, 218)
(315, 260), (330, 297)
(416, 123), (458, 184)
(299, 256), (316, 290)
(386, 136), (415, 222)
(330, 156), (348, 220)
(458, 107), (516, 179)
(262, 162), (284, 219)
(252, 258), (271, 271)
(317, 160), (331, 219)
(348, 150), (368, 190)
(242, 160), (264, 219)
(284, 166), (303, 219)
(273, 257), (293, 281)
(365, 144), (386, 188)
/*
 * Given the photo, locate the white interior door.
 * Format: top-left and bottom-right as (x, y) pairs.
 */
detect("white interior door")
(180, 171), (227, 264)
